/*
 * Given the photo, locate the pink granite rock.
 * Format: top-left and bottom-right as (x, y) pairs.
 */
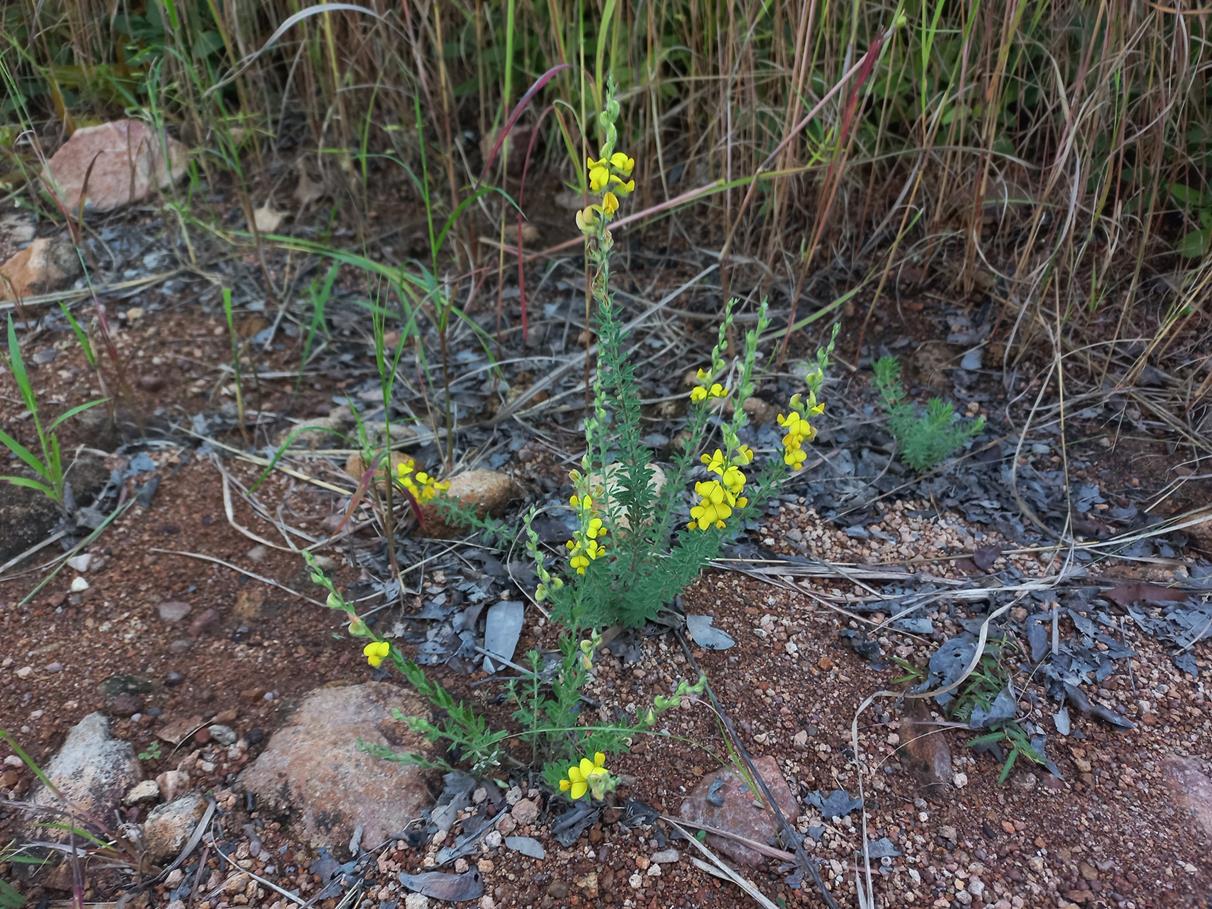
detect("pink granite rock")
(678, 755), (799, 867)
(42, 120), (188, 213)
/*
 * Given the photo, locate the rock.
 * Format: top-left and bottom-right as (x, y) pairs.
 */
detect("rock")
(899, 700), (953, 796)
(66, 554), (93, 572)
(586, 462), (667, 532)
(1163, 755), (1212, 840)
(233, 587), (270, 623)
(156, 769), (190, 802)
(143, 793), (206, 862)
(0, 237), (81, 301)
(42, 120), (188, 213)
(0, 212), (35, 261)
(70, 576), (89, 593)
(651, 848), (680, 864)
(207, 724), (237, 746)
(241, 682), (437, 849)
(188, 607), (220, 638)
(26, 713), (141, 840)
(404, 895), (430, 909)
(742, 397), (775, 425)
(157, 601), (192, 623)
(677, 755), (798, 867)
(419, 469), (519, 537)
(574, 871), (599, 898)
(99, 674), (152, 717)
(124, 779), (161, 806)
(511, 797), (539, 826)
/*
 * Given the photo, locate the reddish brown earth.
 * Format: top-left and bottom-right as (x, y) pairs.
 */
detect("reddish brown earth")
(2, 245), (1211, 909)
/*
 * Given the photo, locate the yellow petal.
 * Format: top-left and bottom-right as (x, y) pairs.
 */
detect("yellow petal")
(594, 752), (606, 768)
(568, 764), (583, 783)
(571, 780), (588, 800)
(560, 778), (571, 791)
(579, 757), (595, 778)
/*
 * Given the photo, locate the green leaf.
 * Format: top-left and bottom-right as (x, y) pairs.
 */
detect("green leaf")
(0, 428), (50, 481)
(6, 316), (37, 417)
(46, 397), (108, 433)
(1168, 182), (1207, 208)
(0, 475), (55, 497)
(1178, 228), (1211, 259)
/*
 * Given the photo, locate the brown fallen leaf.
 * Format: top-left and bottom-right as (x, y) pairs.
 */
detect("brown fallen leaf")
(1102, 581), (1189, 608)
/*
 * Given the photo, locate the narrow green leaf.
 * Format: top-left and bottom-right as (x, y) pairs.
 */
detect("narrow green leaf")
(46, 397), (108, 433)
(0, 428), (50, 481)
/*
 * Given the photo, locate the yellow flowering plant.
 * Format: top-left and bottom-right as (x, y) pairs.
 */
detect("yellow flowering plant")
(308, 552), (704, 800)
(516, 86), (839, 631)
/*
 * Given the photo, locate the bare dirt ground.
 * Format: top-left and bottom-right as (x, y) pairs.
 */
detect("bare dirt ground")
(2, 203), (1212, 909)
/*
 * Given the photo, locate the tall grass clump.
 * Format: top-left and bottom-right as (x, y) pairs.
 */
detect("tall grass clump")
(2, 2), (1208, 373)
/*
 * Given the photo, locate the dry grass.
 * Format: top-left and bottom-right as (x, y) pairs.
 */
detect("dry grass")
(1, 1), (1210, 393)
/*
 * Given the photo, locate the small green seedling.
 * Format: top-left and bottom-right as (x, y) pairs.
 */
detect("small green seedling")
(872, 355), (983, 471)
(1, 316), (107, 506)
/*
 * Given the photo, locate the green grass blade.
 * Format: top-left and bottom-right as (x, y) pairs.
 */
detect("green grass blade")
(0, 475), (56, 497)
(0, 429), (50, 482)
(5, 316), (37, 417)
(46, 398), (108, 433)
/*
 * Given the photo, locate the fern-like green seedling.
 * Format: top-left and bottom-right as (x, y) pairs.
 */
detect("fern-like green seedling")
(872, 355), (983, 471)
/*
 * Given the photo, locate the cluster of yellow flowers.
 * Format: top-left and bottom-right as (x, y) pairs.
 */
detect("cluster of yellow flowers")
(688, 445), (753, 530)
(777, 390), (825, 471)
(559, 752), (611, 800)
(576, 152), (635, 236)
(395, 458), (449, 504)
(689, 367), (728, 403)
(565, 493), (607, 574)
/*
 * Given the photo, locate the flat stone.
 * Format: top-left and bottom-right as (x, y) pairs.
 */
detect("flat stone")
(27, 713), (141, 840)
(504, 835), (545, 859)
(124, 779), (161, 806)
(157, 601), (192, 623)
(899, 700), (953, 797)
(143, 793), (206, 862)
(1164, 755), (1212, 841)
(42, 120), (188, 213)
(241, 682), (437, 850)
(156, 769), (190, 803)
(677, 755), (798, 867)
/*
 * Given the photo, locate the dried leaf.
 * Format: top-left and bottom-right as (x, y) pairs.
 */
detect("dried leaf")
(1103, 582), (1188, 608)
(398, 869), (484, 902)
(253, 202), (284, 232)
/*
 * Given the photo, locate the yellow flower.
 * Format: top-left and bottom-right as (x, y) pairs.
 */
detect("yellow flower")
(589, 163), (611, 193)
(689, 479), (733, 530)
(559, 752), (609, 800)
(609, 152), (635, 176)
(709, 383), (726, 398)
(601, 191), (619, 217)
(720, 465), (746, 497)
(701, 449), (727, 474)
(576, 205), (599, 235)
(734, 444), (754, 466)
(690, 385), (708, 403)
(396, 459), (448, 503)
(363, 640), (391, 668)
(609, 175), (635, 196)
